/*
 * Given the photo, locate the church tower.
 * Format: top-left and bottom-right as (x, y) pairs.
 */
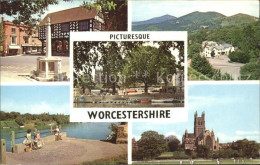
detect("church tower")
(194, 111), (206, 138)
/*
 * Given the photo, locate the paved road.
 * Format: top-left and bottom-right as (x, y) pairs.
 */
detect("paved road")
(207, 55), (244, 80)
(6, 137), (127, 165)
(0, 54), (70, 83)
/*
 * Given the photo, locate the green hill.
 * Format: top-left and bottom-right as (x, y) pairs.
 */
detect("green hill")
(133, 12), (258, 32)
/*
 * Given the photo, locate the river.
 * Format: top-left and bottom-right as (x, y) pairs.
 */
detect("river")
(0, 122), (114, 152)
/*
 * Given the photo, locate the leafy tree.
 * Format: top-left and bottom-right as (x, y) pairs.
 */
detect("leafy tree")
(229, 51), (250, 63)
(0, 0), (66, 27)
(188, 42), (201, 58)
(123, 46), (161, 94)
(83, 0), (127, 31)
(106, 123), (118, 143)
(240, 62), (260, 80)
(191, 54), (215, 77)
(211, 50), (215, 57)
(195, 145), (210, 158)
(15, 116), (26, 126)
(137, 131), (167, 160)
(0, 22), (6, 54)
(165, 135), (181, 152)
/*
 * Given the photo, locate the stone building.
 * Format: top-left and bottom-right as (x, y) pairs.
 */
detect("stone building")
(182, 111), (220, 151)
(38, 6), (105, 56)
(1, 16), (42, 56)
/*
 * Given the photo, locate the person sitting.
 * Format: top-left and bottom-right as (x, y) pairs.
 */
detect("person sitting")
(35, 130), (44, 146)
(54, 126), (62, 141)
(23, 129), (33, 150)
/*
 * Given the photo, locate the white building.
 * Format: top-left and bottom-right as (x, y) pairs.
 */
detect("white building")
(202, 41), (235, 58)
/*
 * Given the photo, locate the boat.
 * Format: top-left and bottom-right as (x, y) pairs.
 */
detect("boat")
(151, 98), (174, 103)
(140, 100), (151, 103)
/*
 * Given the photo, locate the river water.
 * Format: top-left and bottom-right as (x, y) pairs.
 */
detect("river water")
(0, 122), (113, 152)
(74, 103), (184, 108)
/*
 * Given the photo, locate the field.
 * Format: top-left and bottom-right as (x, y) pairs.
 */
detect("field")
(133, 159), (260, 164)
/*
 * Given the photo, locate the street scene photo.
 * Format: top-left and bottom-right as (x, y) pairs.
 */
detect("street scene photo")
(73, 41), (184, 108)
(132, 84), (260, 164)
(0, 0), (127, 82)
(0, 86), (128, 165)
(132, 0), (259, 80)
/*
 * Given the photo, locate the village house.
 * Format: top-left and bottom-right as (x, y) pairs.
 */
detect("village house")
(202, 41), (235, 58)
(1, 16), (42, 56)
(38, 6), (105, 56)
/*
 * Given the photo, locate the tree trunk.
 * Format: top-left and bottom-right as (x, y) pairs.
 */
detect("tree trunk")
(112, 83), (116, 95)
(164, 82), (168, 93)
(144, 83), (148, 94)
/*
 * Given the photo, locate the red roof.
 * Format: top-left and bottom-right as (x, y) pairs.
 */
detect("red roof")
(39, 6), (98, 26)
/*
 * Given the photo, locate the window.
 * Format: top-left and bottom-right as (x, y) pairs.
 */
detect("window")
(24, 36), (29, 44)
(11, 28), (16, 34)
(11, 36), (17, 45)
(78, 20), (89, 31)
(61, 23), (70, 32)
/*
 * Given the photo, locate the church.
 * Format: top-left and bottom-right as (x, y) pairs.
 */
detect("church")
(182, 111), (220, 151)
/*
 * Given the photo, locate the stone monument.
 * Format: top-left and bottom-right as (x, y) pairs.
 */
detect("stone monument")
(35, 17), (62, 81)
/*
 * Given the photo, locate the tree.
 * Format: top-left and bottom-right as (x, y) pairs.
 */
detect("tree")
(0, 0), (67, 27)
(165, 135), (181, 152)
(83, 0), (127, 31)
(191, 54), (215, 77)
(106, 123), (118, 143)
(188, 42), (202, 58)
(195, 145), (210, 158)
(123, 46), (161, 94)
(240, 62), (260, 80)
(211, 50), (215, 57)
(137, 131), (167, 160)
(15, 116), (26, 126)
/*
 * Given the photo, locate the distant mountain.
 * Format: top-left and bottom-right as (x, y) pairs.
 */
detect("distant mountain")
(132, 11), (258, 32)
(132, 14), (176, 25)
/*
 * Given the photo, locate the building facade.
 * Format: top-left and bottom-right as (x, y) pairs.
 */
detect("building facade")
(1, 16), (41, 56)
(38, 6), (105, 56)
(182, 111), (220, 151)
(202, 41), (235, 58)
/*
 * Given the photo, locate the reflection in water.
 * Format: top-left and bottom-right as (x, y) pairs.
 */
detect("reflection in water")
(74, 103), (184, 108)
(1, 123), (112, 152)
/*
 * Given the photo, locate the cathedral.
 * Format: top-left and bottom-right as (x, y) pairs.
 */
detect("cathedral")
(182, 111), (220, 151)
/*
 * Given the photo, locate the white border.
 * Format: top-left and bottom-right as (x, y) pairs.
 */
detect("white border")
(69, 31), (188, 122)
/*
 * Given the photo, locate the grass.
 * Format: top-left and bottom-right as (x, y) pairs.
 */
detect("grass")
(82, 153), (127, 165)
(133, 159), (260, 164)
(0, 120), (19, 128)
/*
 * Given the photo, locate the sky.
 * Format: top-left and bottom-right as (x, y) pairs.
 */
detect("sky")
(0, 85), (70, 115)
(132, 0), (259, 21)
(133, 84), (260, 143)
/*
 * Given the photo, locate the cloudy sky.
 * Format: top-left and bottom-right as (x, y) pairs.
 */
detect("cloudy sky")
(1, 85), (70, 115)
(133, 84), (260, 143)
(132, 0), (259, 21)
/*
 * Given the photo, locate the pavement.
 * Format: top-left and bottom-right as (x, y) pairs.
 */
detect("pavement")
(0, 54), (70, 83)
(6, 137), (127, 165)
(207, 55), (245, 80)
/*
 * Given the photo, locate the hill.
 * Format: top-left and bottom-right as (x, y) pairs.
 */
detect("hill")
(132, 14), (176, 25)
(132, 11), (258, 32)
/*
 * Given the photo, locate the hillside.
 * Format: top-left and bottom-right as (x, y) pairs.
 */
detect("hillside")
(132, 14), (176, 25)
(132, 12), (258, 32)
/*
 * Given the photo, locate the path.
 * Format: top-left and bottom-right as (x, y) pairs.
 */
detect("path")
(207, 55), (244, 80)
(0, 54), (70, 83)
(6, 137), (127, 164)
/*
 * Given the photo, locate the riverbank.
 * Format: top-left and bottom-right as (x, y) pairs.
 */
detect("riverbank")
(6, 137), (127, 164)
